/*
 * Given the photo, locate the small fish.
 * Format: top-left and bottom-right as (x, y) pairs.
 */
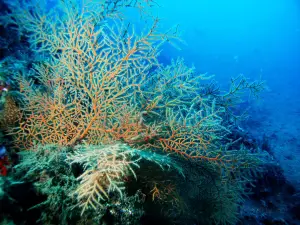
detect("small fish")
(0, 145), (8, 176)
(233, 55), (239, 63)
(0, 81), (10, 92)
(0, 145), (6, 158)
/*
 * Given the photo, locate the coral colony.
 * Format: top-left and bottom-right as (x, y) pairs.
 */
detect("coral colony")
(0, 1), (273, 224)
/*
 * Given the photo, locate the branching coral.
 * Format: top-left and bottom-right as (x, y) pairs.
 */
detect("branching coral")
(13, 144), (78, 224)
(68, 144), (141, 214)
(7, 0), (181, 149)
(67, 143), (183, 214)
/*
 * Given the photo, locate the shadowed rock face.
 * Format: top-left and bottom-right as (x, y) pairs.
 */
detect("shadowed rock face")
(239, 163), (300, 225)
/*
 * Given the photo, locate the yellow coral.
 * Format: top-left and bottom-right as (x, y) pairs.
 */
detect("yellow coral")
(12, 3), (178, 149)
(0, 95), (20, 129)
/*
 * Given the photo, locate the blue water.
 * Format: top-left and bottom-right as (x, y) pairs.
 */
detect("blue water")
(155, 0), (300, 88)
(152, 0), (300, 189)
